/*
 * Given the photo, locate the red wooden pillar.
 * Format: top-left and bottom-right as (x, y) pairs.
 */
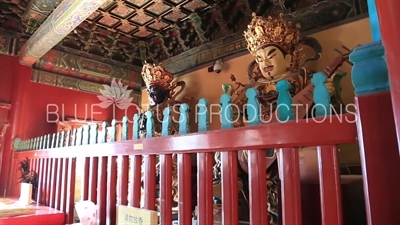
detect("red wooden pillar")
(350, 41), (400, 225)
(375, 0), (400, 153)
(0, 63), (31, 196)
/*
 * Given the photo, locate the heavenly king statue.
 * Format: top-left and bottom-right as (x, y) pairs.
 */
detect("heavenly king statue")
(139, 62), (193, 211)
(214, 13), (346, 224)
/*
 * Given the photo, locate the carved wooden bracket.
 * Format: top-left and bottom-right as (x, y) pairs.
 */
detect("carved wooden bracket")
(0, 102), (11, 110)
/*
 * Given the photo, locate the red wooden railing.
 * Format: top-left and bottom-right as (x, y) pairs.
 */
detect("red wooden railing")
(10, 114), (357, 225)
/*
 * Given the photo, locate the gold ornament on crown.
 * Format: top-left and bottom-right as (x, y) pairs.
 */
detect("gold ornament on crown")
(141, 61), (174, 90)
(244, 12), (301, 56)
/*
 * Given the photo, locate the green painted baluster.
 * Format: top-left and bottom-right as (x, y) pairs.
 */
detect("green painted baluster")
(245, 88), (262, 126)
(43, 135), (48, 149)
(122, 116), (128, 141)
(145, 111), (154, 138)
(33, 138), (36, 149)
(91, 124), (99, 144)
(110, 119), (117, 142)
(79, 126), (85, 145)
(34, 138), (37, 149)
(276, 80), (294, 122)
(162, 108), (172, 136)
(220, 93), (233, 129)
(39, 136), (44, 149)
(83, 125), (89, 145)
(31, 138), (35, 150)
(179, 104), (190, 134)
(72, 129), (77, 146)
(36, 137), (40, 150)
(65, 130), (71, 147)
(28, 139), (32, 150)
(55, 132), (60, 148)
(133, 114), (139, 140)
(60, 131), (65, 147)
(46, 134), (50, 149)
(78, 127), (84, 145)
(51, 133), (56, 148)
(197, 98), (209, 132)
(101, 121), (108, 143)
(312, 72), (331, 117)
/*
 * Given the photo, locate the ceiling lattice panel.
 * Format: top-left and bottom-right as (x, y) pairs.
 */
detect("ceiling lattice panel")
(59, 0), (249, 65)
(0, 0), (369, 69)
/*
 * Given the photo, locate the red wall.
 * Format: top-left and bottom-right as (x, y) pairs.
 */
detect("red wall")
(0, 54), (16, 129)
(0, 54), (138, 195)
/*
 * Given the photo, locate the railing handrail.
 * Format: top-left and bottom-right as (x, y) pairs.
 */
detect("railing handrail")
(14, 113), (357, 159)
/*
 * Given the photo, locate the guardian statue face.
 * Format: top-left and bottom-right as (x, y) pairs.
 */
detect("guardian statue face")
(147, 84), (170, 106)
(244, 13), (301, 80)
(141, 62), (174, 107)
(255, 44), (293, 80)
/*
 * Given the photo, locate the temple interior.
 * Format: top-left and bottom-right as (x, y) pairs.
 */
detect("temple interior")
(0, 0), (399, 225)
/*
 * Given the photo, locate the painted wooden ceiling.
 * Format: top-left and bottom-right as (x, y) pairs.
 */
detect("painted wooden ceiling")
(0, 0), (368, 69)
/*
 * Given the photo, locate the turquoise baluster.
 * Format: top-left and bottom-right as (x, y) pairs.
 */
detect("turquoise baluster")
(60, 131), (65, 147)
(91, 124), (99, 144)
(39, 136), (43, 149)
(51, 133), (56, 148)
(110, 119), (117, 142)
(72, 129), (77, 146)
(245, 88), (262, 126)
(77, 127), (83, 145)
(312, 72), (331, 117)
(133, 114), (140, 140)
(55, 132), (60, 148)
(179, 104), (190, 134)
(83, 125), (89, 145)
(101, 121), (108, 143)
(162, 107), (172, 136)
(276, 80), (294, 121)
(197, 98), (209, 132)
(145, 111), (154, 138)
(122, 116), (128, 141)
(220, 93), (233, 129)
(65, 130), (71, 147)
(46, 134), (51, 149)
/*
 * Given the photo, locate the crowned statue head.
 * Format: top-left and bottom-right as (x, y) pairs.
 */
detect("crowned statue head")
(244, 13), (302, 81)
(141, 61), (174, 106)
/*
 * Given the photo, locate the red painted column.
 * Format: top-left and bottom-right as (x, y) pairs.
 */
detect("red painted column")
(350, 41), (400, 224)
(0, 62), (31, 196)
(376, 0), (400, 153)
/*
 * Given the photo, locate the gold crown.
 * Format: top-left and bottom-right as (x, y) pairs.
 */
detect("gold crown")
(141, 62), (173, 89)
(244, 13), (301, 56)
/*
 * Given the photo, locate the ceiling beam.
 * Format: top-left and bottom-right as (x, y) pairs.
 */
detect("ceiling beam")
(19, 0), (108, 66)
(21, 0), (62, 35)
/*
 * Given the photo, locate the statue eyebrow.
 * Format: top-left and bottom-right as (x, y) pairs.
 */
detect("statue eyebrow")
(267, 48), (277, 56)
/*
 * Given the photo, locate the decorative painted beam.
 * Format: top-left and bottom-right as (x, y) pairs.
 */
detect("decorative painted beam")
(21, 0), (62, 35)
(35, 49), (142, 90)
(0, 30), (22, 56)
(19, 0), (108, 66)
(31, 69), (141, 102)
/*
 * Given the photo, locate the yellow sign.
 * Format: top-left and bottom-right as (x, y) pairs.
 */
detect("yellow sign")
(116, 205), (158, 225)
(133, 143), (143, 150)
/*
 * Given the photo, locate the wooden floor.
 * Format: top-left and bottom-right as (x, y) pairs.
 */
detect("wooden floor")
(0, 198), (64, 225)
